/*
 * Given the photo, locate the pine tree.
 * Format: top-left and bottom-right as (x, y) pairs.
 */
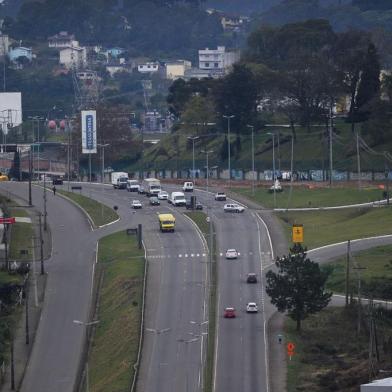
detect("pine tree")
(266, 243), (332, 331)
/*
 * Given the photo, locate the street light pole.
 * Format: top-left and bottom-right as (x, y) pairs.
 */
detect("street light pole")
(247, 125), (255, 195)
(223, 115), (234, 187)
(201, 150), (213, 194)
(187, 136), (199, 184)
(267, 132), (276, 207)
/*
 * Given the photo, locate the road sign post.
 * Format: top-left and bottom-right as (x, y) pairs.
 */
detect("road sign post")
(287, 342), (296, 360)
(292, 224), (303, 243)
(0, 217), (15, 224)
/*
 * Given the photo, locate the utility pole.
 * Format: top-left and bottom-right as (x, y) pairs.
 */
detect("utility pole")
(187, 136), (199, 185)
(28, 148), (32, 206)
(10, 334), (14, 390)
(4, 221), (8, 271)
(353, 265), (367, 335)
(345, 240), (350, 307)
(43, 174), (47, 231)
(39, 214), (44, 275)
(356, 131), (361, 189)
(201, 150), (213, 194)
(246, 125), (255, 195)
(67, 118), (71, 191)
(329, 106), (333, 186)
(88, 153), (92, 182)
(25, 280), (29, 345)
(223, 115), (234, 187)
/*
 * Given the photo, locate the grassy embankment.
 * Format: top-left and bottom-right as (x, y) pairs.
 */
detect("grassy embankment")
(0, 197), (32, 369)
(88, 231), (145, 392)
(184, 211), (216, 392)
(58, 189), (119, 227)
(285, 245), (392, 391)
(232, 185), (392, 249)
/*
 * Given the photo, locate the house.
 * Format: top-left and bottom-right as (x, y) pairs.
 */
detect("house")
(105, 47), (125, 59)
(184, 68), (218, 80)
(138, 62), (161, 74)
(198, 46), (240, 75)
(8, 47), (32, 63)
(106, 63), (131, 77)
(165, 60), (192, 80)
(59, 46), (87, 69)
(48, 31), (78, 48)
(221, 15), (250, 32)
(143, 110), (169, 133)
(0, 35), (10, 57)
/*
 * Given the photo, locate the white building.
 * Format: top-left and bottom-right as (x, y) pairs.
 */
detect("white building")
(48, 31), (78, 48)
(198, 46), (240, 74)
(361, 377), (392, 391)
(59, 46), (87, 69)
(165, 60), (192, 80)
(0, 35), (10, 57)
(138, 62), (161, 74)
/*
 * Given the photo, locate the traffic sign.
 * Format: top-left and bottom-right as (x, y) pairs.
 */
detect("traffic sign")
(287, 342), (296, 360)
(0, 217), (15, 224)
(292, 224), (304, 243)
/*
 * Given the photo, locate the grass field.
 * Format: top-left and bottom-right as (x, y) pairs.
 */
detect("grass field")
(184, 211), (216, 392)
(58, 190), (119, 227)
(323, 244), (392, 300)
(234, 185), (384, 209)
(89, 231), (144, 392)
(276, 206), (392, 249)
(285, 306), (392, 392)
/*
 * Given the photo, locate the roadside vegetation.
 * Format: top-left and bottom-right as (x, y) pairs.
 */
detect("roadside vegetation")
(276, 206), (392, 249)
(285, 306), (392, 392)
(58, 190), (118, 227)
(184, 211), (216, 392)
(323, 244), (392, 301)
(88, 231), (145, 392)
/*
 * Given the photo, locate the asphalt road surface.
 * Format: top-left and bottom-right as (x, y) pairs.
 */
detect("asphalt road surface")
(71, 183), (209, 392)
(0, 182), (96, 392)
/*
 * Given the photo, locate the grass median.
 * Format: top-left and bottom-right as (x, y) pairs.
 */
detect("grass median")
(323, 244), (392, 300)
(58, 190), (118, 227)
(184, 211), (216, 392)
(276, 206), (392, 249)
(233, 185), (383, 209)
(89, 230), (145, 392)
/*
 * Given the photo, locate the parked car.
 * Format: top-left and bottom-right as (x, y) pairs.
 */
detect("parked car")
(131, 199), (143, 209)
(224, 307), (236, 318)
(246, 273), (257, 283)
(149, 197), (160, 206)
(215, 192), (227, 201)
(225, 249), (238, 259)
(224, 203), (245, 213)
(157, 191), (169, 200)
(246, 302), (258, 313)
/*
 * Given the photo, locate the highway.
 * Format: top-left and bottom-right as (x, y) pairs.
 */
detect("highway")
(3, 180), (391, 392)
(70, 183), (209, 392)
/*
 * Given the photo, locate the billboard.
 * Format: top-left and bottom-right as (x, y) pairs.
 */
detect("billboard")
(0, 92), (22, 135)
(81, 110), (97, 154)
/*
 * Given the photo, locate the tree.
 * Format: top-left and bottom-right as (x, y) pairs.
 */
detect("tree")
(8, 151), (20, 180)
(266, 243), (332, 331)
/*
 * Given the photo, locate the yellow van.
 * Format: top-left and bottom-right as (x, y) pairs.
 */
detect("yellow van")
(158, 213), (175, 232)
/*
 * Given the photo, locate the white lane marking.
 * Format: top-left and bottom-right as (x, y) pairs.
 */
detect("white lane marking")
(255, 213), (270, 392)
(255, 213), (275, 261)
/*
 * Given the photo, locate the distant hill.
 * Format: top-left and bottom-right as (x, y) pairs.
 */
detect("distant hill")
(205, 0), (282, 14)
(0, 0), (24, 17)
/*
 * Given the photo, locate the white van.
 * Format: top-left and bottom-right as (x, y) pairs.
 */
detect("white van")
(182, 181), (194, 192)
(126, 180), (140, 192)
(170, 191), (186, 206)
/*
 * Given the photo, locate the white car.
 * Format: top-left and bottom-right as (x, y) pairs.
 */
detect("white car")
(246, 302), (258, 313)
(157, 191), (169, 200)
(225, 249), (238, 259)
(131, 199), (143, 209)
(215, 192), (227, 201)
(224, 203), (245, 213)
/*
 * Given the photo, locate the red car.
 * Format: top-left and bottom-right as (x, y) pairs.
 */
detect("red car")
(224, 307), (236, 318)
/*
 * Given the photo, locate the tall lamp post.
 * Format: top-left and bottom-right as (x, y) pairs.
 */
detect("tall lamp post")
(98, 143), (110, 184)
(187, 136), (199, 184)
(201, 149), (213, 194)
(223, 115), (234, 188)
(246, 125), (255, 195)
(267, 132), (276, 207)
(73, 319), (100, 392)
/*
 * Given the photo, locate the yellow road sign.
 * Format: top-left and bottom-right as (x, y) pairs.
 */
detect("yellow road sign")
(292, 224), (304, 243)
